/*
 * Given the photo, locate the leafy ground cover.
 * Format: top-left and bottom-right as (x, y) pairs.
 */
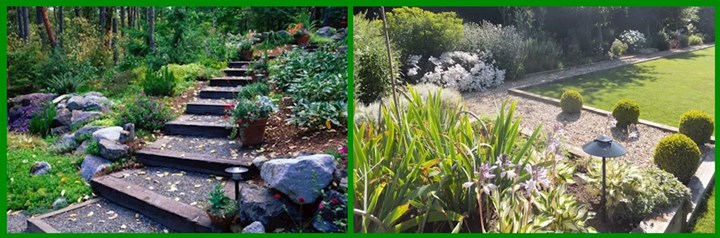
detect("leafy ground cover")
(526, 47), (715, 126)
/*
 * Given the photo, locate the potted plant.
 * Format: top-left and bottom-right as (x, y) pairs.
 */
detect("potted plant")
(226, 95), (278, 146)
(248, 57), (269, 81)
(289, 12), (316, 46)
(205, 184), (238, 231)
(237, 39), (254, 61)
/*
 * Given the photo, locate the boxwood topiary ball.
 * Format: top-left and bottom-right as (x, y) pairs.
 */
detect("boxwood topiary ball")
(612, 99), (640, 127)
(653, 133), (701, 184)
(560, 89), (583, 114)
(678, 110), (714, 145)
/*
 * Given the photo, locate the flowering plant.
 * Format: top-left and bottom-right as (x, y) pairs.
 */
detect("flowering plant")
(619, 30), (647, 53)
(420, 51), (505, 92)
(225, 95), (278, 137)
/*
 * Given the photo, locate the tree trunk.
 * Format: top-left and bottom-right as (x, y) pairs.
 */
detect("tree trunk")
(74, 7), (80, 18)
(22, 7), (30, 40)
(148, 7), (155, 51)
(57, 7), (64, 47)
(40, 7), (56, 49)
(112, 15), (118, 65)
(120, 7), (125, 36)
(99, 7), (106, 32)
(104, 7), (113, 48)
(35, 7), (43, 24)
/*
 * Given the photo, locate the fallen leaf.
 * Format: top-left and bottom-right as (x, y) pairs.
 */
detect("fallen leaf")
(86, 212), (94, 217)
(108, 213), (119, 220)
(121, 224), (127, 229)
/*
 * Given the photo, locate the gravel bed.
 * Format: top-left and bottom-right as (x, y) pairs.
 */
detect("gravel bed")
(112, 167), (224, 209)
(172, 114), (232, 127)
(465, 94), (714, 169)
(43, 199), (172, 233)
(190, 99), (234, 104)
(150, 135), (255, 160)
(7, 211), (28, 233)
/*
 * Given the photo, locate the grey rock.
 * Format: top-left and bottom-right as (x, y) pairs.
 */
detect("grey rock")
(51, 197), (69, 210)
(74, 140), (90, 156)
(51, 126), (70, 136)
(260, 154), (336, 204)
(52, 94), (72, 104)
(252, 156), (269, 170)
(316, 26), (335, 37)
(75, 126), (104, 142)
(52, 108), (72, 128)
(312, 190), (348, 233)
(98, 139), (129, 161)
(239, 184), (300, 231)
(242, 221), (266, 233)
(92, 126), (124, 142)
(70, 110), (102, 128)
(51, 134), (80, 154)
(119, 123), (135, 144)
(30, 161), (52, 176)
(80, 155), (111, 181)
(66, 92), (111, 111)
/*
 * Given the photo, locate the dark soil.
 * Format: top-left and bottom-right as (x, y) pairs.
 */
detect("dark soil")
(260, 104), (347, 158)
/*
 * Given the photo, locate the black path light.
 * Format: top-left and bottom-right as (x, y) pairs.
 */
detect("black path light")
(582, 135), (627, 222)
(225, 167), (248, 200)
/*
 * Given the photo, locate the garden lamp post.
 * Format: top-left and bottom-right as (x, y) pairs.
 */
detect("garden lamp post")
(582, 135), (627, 222)
(225, 167), (248, 200)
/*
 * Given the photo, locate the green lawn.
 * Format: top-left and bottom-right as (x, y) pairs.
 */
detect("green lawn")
(692, 190), (715, 233)
(527, 47), (715, 127)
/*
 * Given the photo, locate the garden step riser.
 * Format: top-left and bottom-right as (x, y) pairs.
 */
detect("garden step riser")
(163, 124), (233, 138)
(136, 148), (253, 176)
(198, 90), (238, 99)
(228, 61), (250, 68)
(185, 104), (229, 116)
(90, 176), (216, 233)
(223, 69), (250, 77)
(209, 79), (253, 87)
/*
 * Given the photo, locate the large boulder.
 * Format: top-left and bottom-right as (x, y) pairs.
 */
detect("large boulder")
(242, 221), (266, 233)
(70, 110), (102, 128)
(312, 190), (348, 233)
(74, 140), (91, 156)
(80, 155), (111, 181)
(75, 126), (104, 141)
(52, 108), (72, 128)
(260, 154), (336, 204)
(66, 92), (112, 112)
(98, 139), (129, 161)
(316, 26), (335, 37)
(30, 161), (52, 176)
(239, 184), (301, 231)
(92, 126), (124, 142)
(7, 93), (57, 132)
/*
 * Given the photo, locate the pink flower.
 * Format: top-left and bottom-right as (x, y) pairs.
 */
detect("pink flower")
(318, 202), (325, 209)
(339, 145), (348, 155)
(298, 197), (305, 203)
(331, 197), (339, 204)
(273, 193), (281, 200)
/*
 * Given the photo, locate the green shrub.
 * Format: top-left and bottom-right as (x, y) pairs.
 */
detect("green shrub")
(353, 13), (400, 104)
(29, 102), (57, 137)
(679, 110), (714, 145)
(654, 31), (671, 51)
(142, 67), (177, 97)
(688, 34), (704, 46)
(85, 140), (101, 156)
(237, 82), (270, 99)
(609, 39), (628, 57)
(386, 7), (464, 60)
(523, 37), (563, 73)
(680, 34), (690, 47)
(462, 21), (527, 80)
(45, 72), (89, 95)
(165, 63), (220, 81)
(6, 148), (92, 214)
(579, 158), (690, 221)
(118, 95), (175, 131)
(612, 99), (640, 127)
(654, 133), (701, 184)
(560, 89), (583, 114)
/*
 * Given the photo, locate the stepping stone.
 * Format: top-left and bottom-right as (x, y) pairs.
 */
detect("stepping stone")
(185, 99), (234, 116)
(90, 175), (217, 233)
(163, 115), (234, 138)
(228, 61), (251, 69)
(222, 68), (251, 77)
(136, 135), (253, 175)
(27, 198), (173, 233)
(209, 76), (254, 87)
(198, 86), (241, 99)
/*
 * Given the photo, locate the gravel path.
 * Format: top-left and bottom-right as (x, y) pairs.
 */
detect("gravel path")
(111, 167), (224, 209)
(466, 94), (714, 168)
(150, 135), (255, 160)
(43, 199), (171, 233)
(7, 211), (29, 233)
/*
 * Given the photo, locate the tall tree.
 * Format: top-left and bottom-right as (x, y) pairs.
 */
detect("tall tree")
(120, 7), (126, 36)
(112, 14), (118, 65)
(74, 7), (80, 18)
(56, 7), (64, 47)
(40, 7), (57, 49)
(35, 7), (43, 24)
(148, 7), (155, 51)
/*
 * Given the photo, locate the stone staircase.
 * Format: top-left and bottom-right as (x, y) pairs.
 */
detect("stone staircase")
(28, 61), (259, 233)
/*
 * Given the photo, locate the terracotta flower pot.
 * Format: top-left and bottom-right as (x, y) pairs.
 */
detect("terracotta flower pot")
(239, 118), (268, 146)
(295, 33), (311, 46)
(240, 50), (254, 61)
(206, 212), (234, 232)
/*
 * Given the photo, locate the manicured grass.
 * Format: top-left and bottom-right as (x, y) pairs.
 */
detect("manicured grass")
(526, 47), (715, 127)
(692, 190), (715, 233)
(6, 133), (92, 214)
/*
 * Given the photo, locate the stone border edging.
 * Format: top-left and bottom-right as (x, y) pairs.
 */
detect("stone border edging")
(26, 198), (102, 233)
(508, 89), (715, 144)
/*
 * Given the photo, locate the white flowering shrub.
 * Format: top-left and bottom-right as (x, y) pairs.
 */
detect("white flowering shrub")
(619, 30), (647, 53)
(420, 51), (505, 92)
